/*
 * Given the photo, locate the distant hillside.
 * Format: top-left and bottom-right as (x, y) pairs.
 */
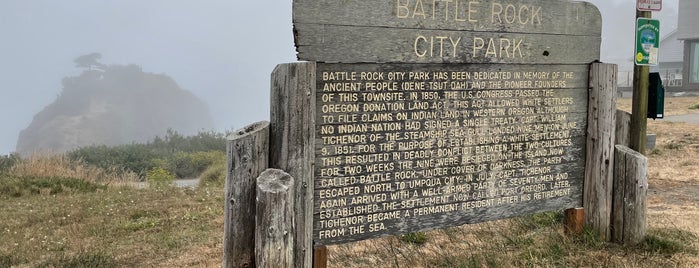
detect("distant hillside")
(16, 63), (214, 156)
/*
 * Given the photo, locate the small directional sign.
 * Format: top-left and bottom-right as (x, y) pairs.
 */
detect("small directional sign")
(635, 18), (660, 66)
(637, 0), (662, 11)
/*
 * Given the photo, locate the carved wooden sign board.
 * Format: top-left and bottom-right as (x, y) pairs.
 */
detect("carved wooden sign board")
(293, 0), (602, 246)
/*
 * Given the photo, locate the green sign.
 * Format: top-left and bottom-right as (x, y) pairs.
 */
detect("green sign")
(635, 18), (660, 66)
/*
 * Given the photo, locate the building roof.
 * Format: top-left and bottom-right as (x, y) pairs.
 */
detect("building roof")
(659, 30), (684, 63)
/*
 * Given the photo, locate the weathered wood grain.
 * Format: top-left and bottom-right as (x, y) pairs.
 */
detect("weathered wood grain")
(295, 25), (601, 64)
(612, 145), (648, 245)
(255, 169), (295, 268)
(313, 247), (329, 268)
(564, 208), (584, 234)
(615, 109), (631, 147)
(293, 0), (602, 63)
(584, 63), (617, 241)
(269, 62), (316, 268)
(293, 0), (601, 35)
(223, 121), (270, 268)
(313, 63), (589, 245)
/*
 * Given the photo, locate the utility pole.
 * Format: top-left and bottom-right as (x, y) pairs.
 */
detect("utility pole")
(630, 10), (652, 155)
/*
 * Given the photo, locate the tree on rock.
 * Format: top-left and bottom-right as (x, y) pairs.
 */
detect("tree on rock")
(74, 52), (105, 70)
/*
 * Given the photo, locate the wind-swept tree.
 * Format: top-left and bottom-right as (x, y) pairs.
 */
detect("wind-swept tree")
(74, 52), (105, 70)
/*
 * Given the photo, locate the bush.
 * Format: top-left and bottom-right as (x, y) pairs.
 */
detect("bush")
(68, 144), (156, 177)
(8, 153), (138, 185)
(67, 130), (227, 179)
(147, 167), (174, 188)
(199, 160), (226, 188)
(0, 175), (107, 197)
(0, 153), (20, 173)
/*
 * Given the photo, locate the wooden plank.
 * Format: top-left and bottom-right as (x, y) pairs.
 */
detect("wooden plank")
(615, 109), (631, 146)
(314, 63), (589, 245)
(223, 121), (270, 268)
(255, 169), (295, 268)
(269, 62), (316, 268)
(612, 145), (648, 245)
(564, 208), (584, 235)
(295, 25), (601, 64)
(293, 0), (602, 63)
(584, 63), (617, 241)
(313, 247), (329, 268)
(293, 0), (602, 36)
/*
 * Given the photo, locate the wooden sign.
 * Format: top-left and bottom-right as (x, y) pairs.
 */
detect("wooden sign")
(314, 63), (587, 245)
(293, 0), (602, 64)
(293, 0), (603, 246)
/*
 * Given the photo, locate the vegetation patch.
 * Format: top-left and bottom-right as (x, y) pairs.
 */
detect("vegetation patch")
(39, 251), (119, 268)
(0, 175), (106, 197)
(400, 232), (428, 245)
(0, 253), (26, 267)
(0, 153), (19, 174)
(640, 228), (698, 255)
(68, 130), (226, 179)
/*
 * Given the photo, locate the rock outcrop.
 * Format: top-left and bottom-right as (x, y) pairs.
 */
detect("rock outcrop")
(16, 64), (214, 156)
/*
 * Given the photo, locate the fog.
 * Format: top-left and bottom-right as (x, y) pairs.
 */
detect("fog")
(0, 0), (679, 155)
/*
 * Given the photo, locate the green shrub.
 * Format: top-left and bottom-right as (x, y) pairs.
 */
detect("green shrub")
(199, 160), (226, 188)
(68, 144), (156, 177)
(0, 153), (20, 173)
(171, 151), (225, 178)
(171, 152), (196, 178)
(689, 102), (699, 109)
(147, 167), (174, 188)
(67, 130), (227, 179)
(0, 175), (107, 197)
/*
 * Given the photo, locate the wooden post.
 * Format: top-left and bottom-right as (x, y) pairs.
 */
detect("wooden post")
(256, 169), (295, 268)
(223, 121), (270, 268)
(612, 145), (648, 245)
(630, 10), (652, 155)
(615, 110), (631, 147)
(564, 208), (584, 235)
(269, 62), (316, 268)
(584, 63), (617, 241)
(313, 247), (328, 268)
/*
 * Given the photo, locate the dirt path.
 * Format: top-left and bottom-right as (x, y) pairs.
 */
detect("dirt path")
(644, 107), (699, 239)
(664, 113), (699, 124)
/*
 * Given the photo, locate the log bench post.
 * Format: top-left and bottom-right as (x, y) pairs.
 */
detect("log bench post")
(256, 169), (296, 268)
(269, 62), (316, 268)
(612, 145), (648, 245)
(583, 62), (617, 241)
(223, 121), (270, 268)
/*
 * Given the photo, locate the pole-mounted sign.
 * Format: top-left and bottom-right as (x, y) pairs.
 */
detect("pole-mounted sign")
(637, 0), (662, 11)
(635, 18), (660, 66)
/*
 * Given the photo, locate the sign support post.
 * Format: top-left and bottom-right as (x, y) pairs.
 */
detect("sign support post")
(630, 10), (652, 155)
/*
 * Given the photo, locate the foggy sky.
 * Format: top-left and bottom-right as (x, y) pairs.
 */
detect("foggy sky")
(0, 0), (680, 155)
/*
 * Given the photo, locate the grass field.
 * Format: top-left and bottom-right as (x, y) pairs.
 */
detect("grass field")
(1, 97), (699, 267)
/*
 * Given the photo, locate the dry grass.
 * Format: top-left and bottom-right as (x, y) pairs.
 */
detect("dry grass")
(0, 184), (224, 267)
(617, 96), (699, 117)
(621, 96), (699, 240)
(8, 152), (139, 186)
